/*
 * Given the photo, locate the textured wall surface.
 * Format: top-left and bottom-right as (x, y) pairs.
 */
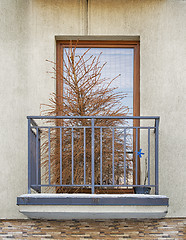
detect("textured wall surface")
(0, 0), (186, 218)
(0, 218), (185, 239)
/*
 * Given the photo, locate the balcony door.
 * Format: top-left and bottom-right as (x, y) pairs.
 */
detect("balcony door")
(56, 40), (140, 192)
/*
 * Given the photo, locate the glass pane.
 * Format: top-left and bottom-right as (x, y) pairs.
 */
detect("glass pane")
(64, 47), (134, 116)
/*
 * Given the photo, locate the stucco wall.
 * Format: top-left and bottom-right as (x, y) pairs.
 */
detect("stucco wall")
(0, 0), (185, 218)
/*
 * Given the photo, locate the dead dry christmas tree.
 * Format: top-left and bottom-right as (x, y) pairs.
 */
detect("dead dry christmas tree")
(41, 43), (132, 193)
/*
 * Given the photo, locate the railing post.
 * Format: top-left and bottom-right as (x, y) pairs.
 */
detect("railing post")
(28, 118), (31, 194)
(48, 127), (51, 185)
(91, 118), (95, 194)
(36, 128), (39, 186)
(155, 118), (159, 195)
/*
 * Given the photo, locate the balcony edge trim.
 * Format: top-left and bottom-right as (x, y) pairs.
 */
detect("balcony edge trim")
(17, 194), (169, 206)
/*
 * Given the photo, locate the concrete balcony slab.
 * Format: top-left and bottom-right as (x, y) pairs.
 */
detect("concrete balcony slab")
(17, 194), (169, 219)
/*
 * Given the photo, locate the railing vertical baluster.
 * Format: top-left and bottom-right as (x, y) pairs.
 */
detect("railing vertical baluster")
(60, 127), (62, 185)
(91, 119), (95, 194)
(155, 119), (159, 194)
(84, 127), (86, 185)
(38, 129), (41, 192)
(124, 128), (126, 185)
(28, 119), (31, 194)
(135, 127), (138, 185)
(36, 128), (39, 186)
(48, 127), (51, 185)
(100, 127), (103, 185)
(112, 128), (115, 185)
(148, 128), (150, 186)
(72, 127), (74, 185)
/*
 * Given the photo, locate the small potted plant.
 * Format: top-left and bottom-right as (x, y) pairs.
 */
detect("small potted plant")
(134, 157), (151, 194)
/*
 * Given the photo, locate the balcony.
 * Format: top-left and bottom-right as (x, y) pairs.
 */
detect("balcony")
(17, 116), (169, 219)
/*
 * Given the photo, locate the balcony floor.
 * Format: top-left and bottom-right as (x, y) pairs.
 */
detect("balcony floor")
(17, 194), (169, 219)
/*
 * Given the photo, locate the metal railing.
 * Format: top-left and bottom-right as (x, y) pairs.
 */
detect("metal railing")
(27, 116), (160, 194)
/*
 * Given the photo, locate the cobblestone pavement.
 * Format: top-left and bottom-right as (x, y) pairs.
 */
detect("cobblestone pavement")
(0, 218), (185, 239)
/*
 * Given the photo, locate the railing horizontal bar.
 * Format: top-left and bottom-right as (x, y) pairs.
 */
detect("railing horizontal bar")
(28, 116), (160, 120)
(31, 184), (156, 187)
(31, 126), (156, 130)
(31, 126), (92, 129)
(31, 184), (92, 187)
(95, 185), (156, 187)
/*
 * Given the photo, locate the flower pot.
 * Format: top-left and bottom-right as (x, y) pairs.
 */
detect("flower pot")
(134, 186), (151, 194)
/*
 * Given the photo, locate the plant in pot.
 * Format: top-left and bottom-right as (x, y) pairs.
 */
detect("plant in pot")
(134, 157), (151, 194)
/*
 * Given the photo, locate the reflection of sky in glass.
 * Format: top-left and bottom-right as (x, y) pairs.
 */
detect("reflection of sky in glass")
(64, 47), (134, 115)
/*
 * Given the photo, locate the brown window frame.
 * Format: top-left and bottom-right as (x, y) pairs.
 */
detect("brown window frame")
(56, 40), (140, 117)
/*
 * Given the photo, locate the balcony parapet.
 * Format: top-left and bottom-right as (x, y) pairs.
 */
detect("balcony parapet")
(27, 116), (160, 194)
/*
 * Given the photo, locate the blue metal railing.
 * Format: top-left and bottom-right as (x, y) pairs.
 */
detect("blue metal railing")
(27, 116), (160, 194)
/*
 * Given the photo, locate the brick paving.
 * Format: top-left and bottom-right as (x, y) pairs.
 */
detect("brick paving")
(0, 218), (185, 239)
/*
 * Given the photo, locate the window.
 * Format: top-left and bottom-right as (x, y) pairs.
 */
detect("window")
(56, 40), (140, 117)
(56, 40), (140, 190)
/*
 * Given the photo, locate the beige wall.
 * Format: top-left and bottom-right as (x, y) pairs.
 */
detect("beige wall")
(0, 0), (185, 218)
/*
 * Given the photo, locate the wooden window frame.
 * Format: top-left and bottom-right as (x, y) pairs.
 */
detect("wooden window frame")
(56, 40), (140, 117)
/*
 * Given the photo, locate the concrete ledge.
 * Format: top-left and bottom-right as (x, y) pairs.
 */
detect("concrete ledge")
(17, 194), (169, 219)
(19, 205), (168, 219)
